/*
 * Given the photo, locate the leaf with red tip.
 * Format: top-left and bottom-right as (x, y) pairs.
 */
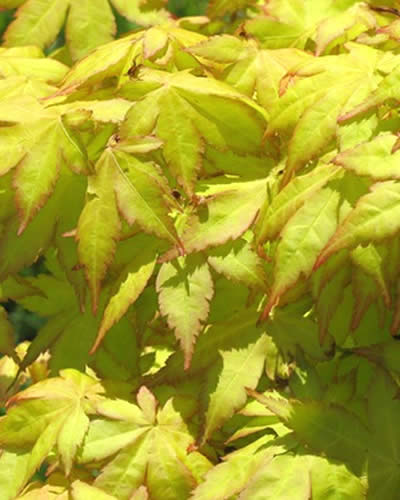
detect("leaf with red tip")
(92, 235), (158, 353)
(350, 243), (390, 329)
(77, 153), (121, 313)
(80, 389), (211, 500)
(255, 164), (340, 245)
(188, 36), (311, 110)
(334, 134), (400, 181)
(111, 150), (182, 248)
(156, 255), (214, 369)
(261, 188), (339, 319)
(156, 89), (204, 198)
(183, 179), (267, 255)
(0, 369), (102, 481)
(316, 181), (400, 269)
(121, 69), (267, 197)
(13, 122), (61, 235)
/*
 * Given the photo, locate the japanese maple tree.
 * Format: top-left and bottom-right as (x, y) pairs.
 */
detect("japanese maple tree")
(0, 0), (400, 498)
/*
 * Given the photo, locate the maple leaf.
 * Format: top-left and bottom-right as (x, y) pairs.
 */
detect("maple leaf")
(245, 0), (376, 54)
(120, 68), (267, 197)
(260, 187), (340, 320)
(333, 133), (400, 181)
(79, 387), (212, 500)
(266, 45), (386, 183)
(176, 178), (267, 259)
(156, 254), (214, 370)
(0, 306), (18, 361)
(248, 389), (368, 473)
(2, 250), (143, 380)
(76, 152), (121, 314)
(0, 46), (68, 83)
(187, 35), (312, 110)
(191, 428), (365, 499)
(255, 163), (340, 246)
(0, 96), (97, 243)
(109, 149), (182, 247)
(0, 369), (104, 491)
(58, 25), (206, 95)
(149, 308), (269, 444)
(208, 238), (269, 291)
(92, 233), (158, 353)
(315, 181), (400, 268)
(2, 0), (171, 62)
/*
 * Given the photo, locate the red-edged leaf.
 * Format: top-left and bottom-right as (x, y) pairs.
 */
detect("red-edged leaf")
(316, 181), (400, 269)
(76, 153), (121, 313)
(156, 255), (214, 369)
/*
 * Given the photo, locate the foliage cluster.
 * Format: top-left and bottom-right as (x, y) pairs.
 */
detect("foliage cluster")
(1, 0), (400, 498)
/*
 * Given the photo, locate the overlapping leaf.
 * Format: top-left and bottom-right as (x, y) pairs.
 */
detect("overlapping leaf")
(245, 0), (376, 53)
(120, 68), (267, 197)
(188, 35), (311, 110)
(58, 25), (205, 94)
(2, 256), (141, 380)
(316, 181), (400, 268)
(2, 0), (171, 61)
(266, 45), (386, 182)
(249, 389), (369, 473)
(0, 370), (103, 492)
(79, 387), (212, 500)
(334, 134), (400, 181)
(260, 187), (339, 319)
(208, 238), (269, 291)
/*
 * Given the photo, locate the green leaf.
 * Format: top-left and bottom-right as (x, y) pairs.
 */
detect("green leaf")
(350, 243), (390, 329)
(261, 188), (339, 319)
(66, 0), (116, 61)
(191, 433), (297, 499)
(245, 0), (375, 51)
(111, 150), (182, 248)
(77, 153), (121, 313)
(71, 480), (118, 500)
(0, 50), (68, 83)
(201, 332), (268, 444)
(0, 370), (102, 481)
(249, 390), (368, 473)
(4, 0), (69, 50)
(178, 178), (267, 256)
(255, 164), (340, 245)
(122, 68), (267, 196)
(268, 305), (332, 360)
(156, 255), (214, 369)
(207, 0), (257, 17)
(0, 306), (17, 360)
(13, 122), (61, 235)
(93, 234), (158, 352)
(111, 0), (171, 26)
(188, 36), (312, 110)
(156, 88), (204, 198)
(80, 389), (211, 500)
(334, 134), (400, 181)
(208, 238), (268, 291)
(0, 449), (31, 500)
(316, 181), (400, 267)
(367, 374), (400, 499)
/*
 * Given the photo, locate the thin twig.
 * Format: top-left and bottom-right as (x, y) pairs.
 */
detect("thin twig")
(369, 5), (400, 18)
